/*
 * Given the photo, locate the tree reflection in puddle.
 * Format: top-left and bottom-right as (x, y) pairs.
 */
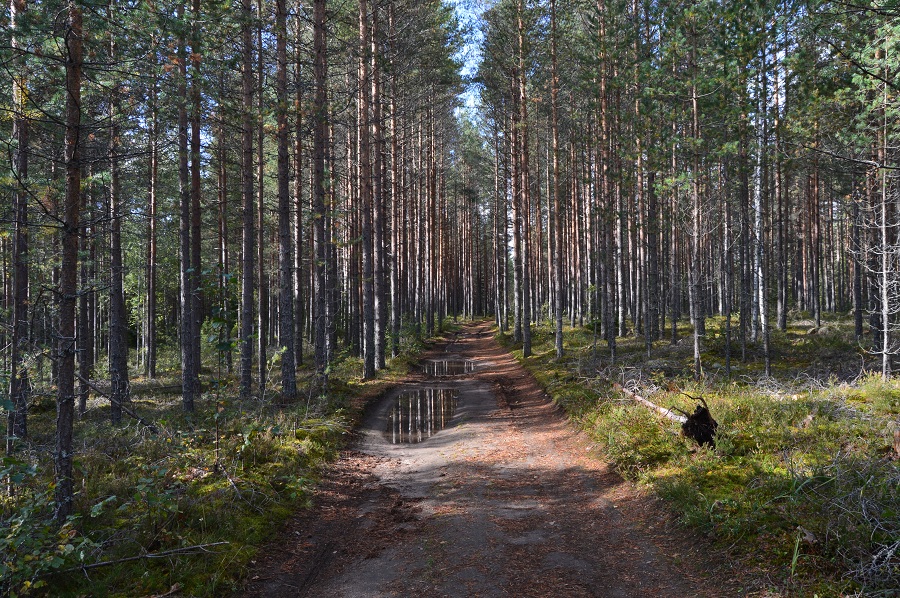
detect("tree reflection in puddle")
(422, 360), (475, 377)
(386, 388), (458, 444)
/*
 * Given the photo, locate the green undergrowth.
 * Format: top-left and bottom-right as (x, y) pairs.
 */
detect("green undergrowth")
(501, 318), (899, 597)
(2, 321), (458, 597)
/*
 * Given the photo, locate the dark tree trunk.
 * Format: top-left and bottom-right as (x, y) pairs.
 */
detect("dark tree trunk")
(108, 9), (129, 423)
(55, 2), (82, 523)
(178, 0), (196, 412)
(312, 0), (329, 382)
(190, 0), (203, 398)
(146, 71), (159, 378)
(8, 0), (30, 451)
(240, 0), (256, 401)
(359, 0), (376, 379)
(276, 0), (296, 400)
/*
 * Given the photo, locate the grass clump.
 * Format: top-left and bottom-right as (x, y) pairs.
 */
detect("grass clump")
(502, 317), (900, 596)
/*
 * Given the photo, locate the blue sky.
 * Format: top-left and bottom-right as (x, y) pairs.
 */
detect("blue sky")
(448, 0), (490, 110)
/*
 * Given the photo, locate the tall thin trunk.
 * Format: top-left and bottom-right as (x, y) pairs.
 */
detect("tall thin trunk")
(312, 0), (329, 382)
(276, 0), (296, 400)
(293, 20), (305, 368)
(257, 0), (268, 392)
(8, 0), (29, 451)
(177, 0), (195, 412)
(551, 0), (563, 359)
(55, 2), (82, 523)
(190, 0), (203, 398)
(239, 0), (256, 401)
(755, 52), (771, 376)
(359, 0), (375, 378)
(689, 24), (703, 380)
(371, 6), (386, 370)
(879, 46), (891, 378)
(147, 70), (159, 378)
(108, 3), (128, 424)
(389, 4), (401, 356)
(518, 0), (532, 358)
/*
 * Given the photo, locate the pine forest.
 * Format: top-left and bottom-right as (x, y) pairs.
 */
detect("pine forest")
(1, 0), (899, 595)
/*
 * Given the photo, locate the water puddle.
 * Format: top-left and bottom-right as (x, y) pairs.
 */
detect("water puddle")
(386, 388), (458, 444)
(422, 360), (475, 377)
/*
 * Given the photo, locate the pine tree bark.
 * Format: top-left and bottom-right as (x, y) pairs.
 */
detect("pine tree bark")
(8, 0), (29, 451)
(518, 0), (532, 358)
(146, 69), (159, 378)
(257, 0), (268, 393)
(239, 0), (256, 401)
(371, 6), (386, 370)
(550, 0), (563, 359)
(108, 6), (129, 424)
(55, 1), (82, 523)
(276, 0), (297, 400)
(689, 24), (703, 380)
(312, 0), (329, 382)
(389, 4), (401, 356)
(176, 0), (196, 412)
(190, 0), (203, 399)
(359, 0), (376, 379)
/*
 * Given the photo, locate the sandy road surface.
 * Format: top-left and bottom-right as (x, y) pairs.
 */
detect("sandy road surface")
(244, 322), (729, 597)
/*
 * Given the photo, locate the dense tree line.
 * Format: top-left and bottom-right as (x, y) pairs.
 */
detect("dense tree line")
(475, 0), (899, 380)
(0, 0), (478, 520)
(2, 0), (898, 527)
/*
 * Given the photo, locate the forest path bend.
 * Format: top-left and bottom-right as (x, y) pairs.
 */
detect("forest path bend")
(244, 322), (726, 597)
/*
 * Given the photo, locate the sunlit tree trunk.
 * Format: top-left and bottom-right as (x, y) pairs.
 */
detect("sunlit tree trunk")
(551, 0), (563, 359)
(8, 0), (30, 451)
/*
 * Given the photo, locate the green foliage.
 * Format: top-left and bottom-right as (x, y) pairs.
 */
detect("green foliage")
(511, 318), (900, 595)
(0, 459), (97, 597)
(0, 314), (441, 597)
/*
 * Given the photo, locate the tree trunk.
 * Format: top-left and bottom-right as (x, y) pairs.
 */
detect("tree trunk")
(312, 0), (329, 383)
(359, 0), (376, 378)
(551, 0), (563, 359)
(239, 0), (256, 401)
(108, 6), (129, 424)
(177, 0), (195, 412)
(190, 0), (203, 398)
(276, 0), (296, 400)
(257, 0), (268, 393)
(371, 6), (386, 370)
(147, 69), (159, 378)
(8, 0), (29, 451)
(55, 1), (82, 523)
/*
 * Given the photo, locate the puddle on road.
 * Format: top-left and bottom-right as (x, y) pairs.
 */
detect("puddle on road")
(386, 388), (458, 444)
(422, 360), (475, 377)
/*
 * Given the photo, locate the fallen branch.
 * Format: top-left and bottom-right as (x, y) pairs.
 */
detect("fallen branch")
(77, 373), (160, 434)
(613, 383), (687, 423)
(57, 542), (230, 574)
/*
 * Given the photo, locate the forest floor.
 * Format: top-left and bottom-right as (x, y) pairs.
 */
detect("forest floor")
(241, 321), (741, 597)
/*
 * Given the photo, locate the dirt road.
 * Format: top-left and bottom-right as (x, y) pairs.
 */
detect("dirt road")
(244, 322), (727, 597)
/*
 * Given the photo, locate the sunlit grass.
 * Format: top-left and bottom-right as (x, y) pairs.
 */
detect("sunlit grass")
(502, 315), (900, 596)
(2, 321), (460, 597)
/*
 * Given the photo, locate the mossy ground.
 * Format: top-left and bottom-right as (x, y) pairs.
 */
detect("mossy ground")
(500, 314), (899, 597)
(1, 322), (458, 597)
